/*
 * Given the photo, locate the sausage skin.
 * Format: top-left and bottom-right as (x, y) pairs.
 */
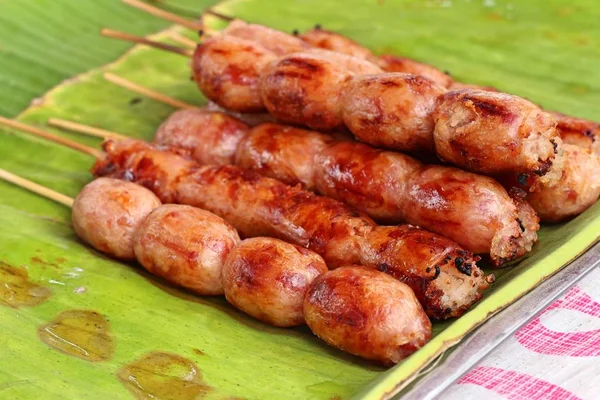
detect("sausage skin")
(93, 139), (491, 319)
(72, 178), (161, 260)
(222, 237), (327, 327)
(304, 266), (432, 365)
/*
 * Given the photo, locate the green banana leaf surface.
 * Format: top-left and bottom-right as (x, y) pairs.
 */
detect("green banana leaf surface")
(0, 0), (599, 399)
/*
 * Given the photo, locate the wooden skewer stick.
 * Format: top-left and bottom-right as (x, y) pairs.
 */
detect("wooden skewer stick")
(48, 118), (128, 141)
(0, 168), (74, 207)
(167, 31), (197, 48)
(122, 0), (203, 31)
(101, 28), (193, 57)
(0, 117), (104, 159)
(204, 9), (235, 22)
(104, 72), (199, 110)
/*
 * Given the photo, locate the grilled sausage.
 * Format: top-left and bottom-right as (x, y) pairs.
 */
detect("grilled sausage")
(153, 112), (538, 264)
(298, 28), (453, 87)
(93, 139), (491, 319)
(155, 108), (249, 166)
(133, 204), (240, 295)
(551, 112), (600, 156)
(223, 20), (310, 55)
(260, 51), (382, 131)
(192, 36), (275, 113)
(341, 73), (446, 152)
(525, 144), (600, 222)
(71, 178), (161, 260)
(433, 89), (560, 177)
(304, 266), (432, 365)
(222, 237), (327, 327)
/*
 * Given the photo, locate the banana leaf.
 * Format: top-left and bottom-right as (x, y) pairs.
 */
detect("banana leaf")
(0, 0), (598, 399)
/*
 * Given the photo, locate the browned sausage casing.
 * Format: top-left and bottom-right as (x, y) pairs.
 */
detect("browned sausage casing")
(133, 204), (240, 295)
(298, 28), (375, 61)
(223, 20), (310, 55)
(433, 89), (560, 177)
(155, 108), (249, 166)
(341, 73), (446, 153)
(234, 122), (334, 190)
(315, 141), (539, 264)
(153, 111), (537, 264)
(260, 51), (382, 131)
(222, 237), (327, 327)
(72, 178), (161, 260)
(304, 266), (432, 365)
(93, 139), (490, 319)
(550, 112), (600, 156)
(377, 55), (453, 88)
(298, 28), (453, 88)
(192, 36), (275, 113)
(525, 144), (600, 222)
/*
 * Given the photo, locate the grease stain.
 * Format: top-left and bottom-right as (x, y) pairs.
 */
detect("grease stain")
(193, 348), (205, 356)
(117, 352), (212, 400)
(38, 310), (114, 361)
(0, 262), (51, 308)
(30, 256), (63, 269)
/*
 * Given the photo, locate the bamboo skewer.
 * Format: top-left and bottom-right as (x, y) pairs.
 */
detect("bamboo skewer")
(0, 117), (104, 159)
(48, 119), (128, 141)
(101, 28), (193, 57)
(103, 73), (199, 110)
(122, 0), (204, 31)
(204, 9), (235, 22)
(0, 168), (74, 207)
(167, 31), (197, 48)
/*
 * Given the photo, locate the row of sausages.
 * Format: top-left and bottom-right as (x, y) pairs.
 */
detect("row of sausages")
(189, 20), (600, 223)
(72, 177), (430, 365)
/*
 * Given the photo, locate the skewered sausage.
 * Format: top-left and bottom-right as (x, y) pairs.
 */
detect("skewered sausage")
(223, 19), (310, 55)
(315, 141), (539, 264)
(217, 19), (593, 178)
(224, 23), (452, 88)
(296, 27), (452, 88)
(519, 145), (600, 222)
(222, 237), (327, 327)
(63, 165), (433, 362)
(193, 36), (276, 113)
(92, 139), (491, 319)
(155, 108), (249, 165)
(193, 35), (562, 177)
(551, 111), (600, 156)
(71, 177), (161, 260)
(433, 89), (560, 177)
(304, 266), (432, 365)
(134, 204), (240, 295)
(259, 50), (381, 131)
(152, 110), (538, 264)
(341, 73), (446, 152)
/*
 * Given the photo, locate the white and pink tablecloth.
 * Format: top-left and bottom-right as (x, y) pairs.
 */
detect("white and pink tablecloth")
(438, 267), (600, 400)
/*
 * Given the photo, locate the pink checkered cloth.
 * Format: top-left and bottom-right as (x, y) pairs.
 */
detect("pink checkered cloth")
(441, 267), (600, 400)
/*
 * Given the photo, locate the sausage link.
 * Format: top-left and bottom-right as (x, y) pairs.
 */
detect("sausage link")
(92, 139), (491, 318)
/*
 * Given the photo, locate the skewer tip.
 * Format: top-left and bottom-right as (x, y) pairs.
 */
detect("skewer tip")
(122, 0), (204, 31)
(0, 116), (104, 159)
(101, 28), (193, 57)
(0, 168), (74, 208)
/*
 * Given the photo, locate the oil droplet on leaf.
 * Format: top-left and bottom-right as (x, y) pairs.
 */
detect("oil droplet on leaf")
(0, 262), (51, 308)
(38, 310), (114, 361)
(117, 352), (212, 400)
